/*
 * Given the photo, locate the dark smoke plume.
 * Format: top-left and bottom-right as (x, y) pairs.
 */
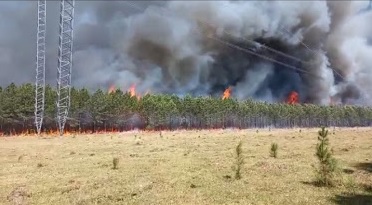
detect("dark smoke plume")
(0, 1), (371, 105)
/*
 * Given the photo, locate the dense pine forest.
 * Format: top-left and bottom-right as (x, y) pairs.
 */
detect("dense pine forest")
(0, 83), (371, 135)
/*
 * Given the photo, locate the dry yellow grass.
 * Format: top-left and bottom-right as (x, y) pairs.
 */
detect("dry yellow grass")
(1, 128), (372, 205)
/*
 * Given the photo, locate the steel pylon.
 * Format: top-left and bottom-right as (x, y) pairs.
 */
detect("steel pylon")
(56, 0), (75, 136)
(35, 0), (47, 135)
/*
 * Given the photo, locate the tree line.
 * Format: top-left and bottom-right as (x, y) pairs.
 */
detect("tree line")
(0, 83), (371, 135)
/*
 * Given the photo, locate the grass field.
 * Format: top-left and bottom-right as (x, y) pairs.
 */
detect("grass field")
(1, 128), (372, 205)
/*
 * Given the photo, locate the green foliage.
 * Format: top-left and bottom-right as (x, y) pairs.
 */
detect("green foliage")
(315, 127), (338, 187)
(1, 83), (372, 134)
(233, 140), (244, 180)
(112, 157), (119, 170)
(270, 143), (278, 158)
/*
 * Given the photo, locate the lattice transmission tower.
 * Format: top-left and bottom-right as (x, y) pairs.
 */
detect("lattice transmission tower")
(35, 0), (47, 135)
(56, 0), (75, 136)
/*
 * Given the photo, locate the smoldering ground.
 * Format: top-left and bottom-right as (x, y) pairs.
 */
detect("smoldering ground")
(0, 1), (371, 105)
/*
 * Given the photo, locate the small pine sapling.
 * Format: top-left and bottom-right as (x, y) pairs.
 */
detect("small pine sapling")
(112, 157), (119, 170)
(315, 127), (338, 187)
(270, 143), (278, 158)
(233, 140), (244, 180)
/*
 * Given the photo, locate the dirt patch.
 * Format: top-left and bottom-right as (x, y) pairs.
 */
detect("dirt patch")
(7, 186), (30, 205)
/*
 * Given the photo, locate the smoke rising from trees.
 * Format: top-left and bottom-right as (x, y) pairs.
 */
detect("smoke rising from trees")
(0, 1), (371, 105)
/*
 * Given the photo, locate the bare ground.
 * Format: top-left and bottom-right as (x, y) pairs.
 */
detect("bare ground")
(0, 128), (372, 205)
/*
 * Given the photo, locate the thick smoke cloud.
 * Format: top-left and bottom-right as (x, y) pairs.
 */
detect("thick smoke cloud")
(0, 1), (371, 105)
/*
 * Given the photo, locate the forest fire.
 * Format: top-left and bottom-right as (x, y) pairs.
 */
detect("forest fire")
(108, 85), (116, 94)
(0, 129), (127, 137)
(128, 84), (141, 100)
(107, 84), (141, 100)
(287, 91), (299, 105)
(128, 84), (136, 98)
(222, 87), (232, 100)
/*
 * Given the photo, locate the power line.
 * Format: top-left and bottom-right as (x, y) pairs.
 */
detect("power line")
(278, 27), (345, 81)
(123, 1), (324, 79)
(195, 18), (308, 64)
(195, 2), (345, 81)
(208, 35), (315, 76)
(126, 1), (305, 64)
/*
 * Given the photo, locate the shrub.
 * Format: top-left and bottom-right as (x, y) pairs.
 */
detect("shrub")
(233, 140), (244, 180)
(112, 157), (119, 170)
(315, 127), (338, 187)
(270, 143), (278, 158)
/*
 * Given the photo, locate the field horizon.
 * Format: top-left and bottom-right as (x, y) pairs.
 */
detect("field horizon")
(1, 127), (372, 205)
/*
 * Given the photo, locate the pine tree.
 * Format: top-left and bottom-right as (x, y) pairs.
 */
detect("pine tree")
(315, 127), (338, 187)
(270, 143), (278, 158)
(233, 140), (244, 180)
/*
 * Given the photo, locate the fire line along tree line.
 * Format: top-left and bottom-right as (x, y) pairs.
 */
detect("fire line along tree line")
(0, 83), (371, 135)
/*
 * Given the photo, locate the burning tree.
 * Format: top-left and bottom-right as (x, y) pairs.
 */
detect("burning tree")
(0, 83), (372, 136)
(287, 91), (299, 105)
(222, 87), (232, 100)
(108, 85), (116, 94)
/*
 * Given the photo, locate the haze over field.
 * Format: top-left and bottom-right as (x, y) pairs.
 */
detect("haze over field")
(0, 1), (371, 105)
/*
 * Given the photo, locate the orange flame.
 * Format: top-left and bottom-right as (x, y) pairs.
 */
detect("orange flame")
(222, 87), (232, 100)
(287, 91), (299, 105)
(128, 84), (141, 100)
(0, 128), (133, 137)
(128, 84), (136, 97)
(108, 85), (116, 94)
(107, 83), (147, 100)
